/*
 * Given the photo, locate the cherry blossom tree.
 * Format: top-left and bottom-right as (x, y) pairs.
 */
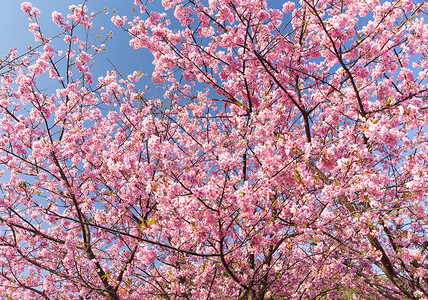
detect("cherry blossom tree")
(0, 0), (428, 299)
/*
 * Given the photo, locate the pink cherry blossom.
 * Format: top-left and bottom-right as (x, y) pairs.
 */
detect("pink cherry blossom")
(20, 2), (32, 14)
(111, 15), (125, 27)
(51, 11), (65, 25)
(282, 2), (295, 13)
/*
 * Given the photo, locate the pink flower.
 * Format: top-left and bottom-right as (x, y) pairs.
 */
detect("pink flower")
(78, 52), (91, 63)
(1, 76), (13, 85)
(28, 22), (39, 32)
(21, 2), (32, 13)
(84, 72), (93, 84)
(402, 0), (413, 13)
(111, 15), (125, 27)
(258, 10), (270, 21)
(282, 2), (295, 13)
(68, 4), (92, 28)
(52, 11), (65, 25)
(29, 58), (48, 76)
(30, 7), (40, 17)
